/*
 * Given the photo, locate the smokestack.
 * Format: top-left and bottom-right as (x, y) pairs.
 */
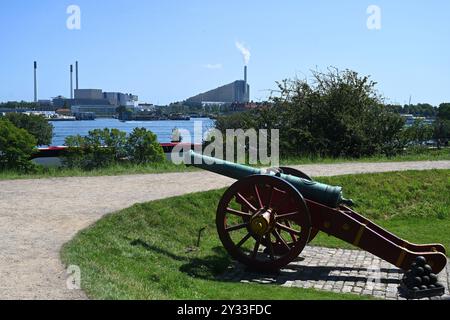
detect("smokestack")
(244, 65), (248, 95)
(75, 61), (79, 90)
(70, 64), (74, 99)
(34, 61), (38, 103)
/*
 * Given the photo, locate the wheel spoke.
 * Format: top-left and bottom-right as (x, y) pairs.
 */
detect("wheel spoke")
(283, 220), (299, 242)
(236, 233), (252, 248)
(272, 230), (290, 252)
(276, 223), (301, 236)
(236, 193), (257, 213)
(274, 187), (287, 195)
(254, 185), (264, 209)
(276, 211), (299, 220)
(226, 208), (252, 218)
(226, 222), (249, 232)
(267, 187), (274, 208)
(252, 236), (262, 259)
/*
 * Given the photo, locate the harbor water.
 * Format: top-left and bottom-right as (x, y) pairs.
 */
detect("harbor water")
(49, 118), (215, 146)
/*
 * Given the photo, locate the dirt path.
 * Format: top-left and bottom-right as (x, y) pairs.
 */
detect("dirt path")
(0, 160), (449, 300)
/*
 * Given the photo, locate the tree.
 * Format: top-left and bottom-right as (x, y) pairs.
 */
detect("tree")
(0, 101), (39, 110)
(126, 128), (165, 164)
(402, 120), (433, 146)
(5, 113), (53, 146)
(433, 103), (450, 148)
(437, 103), (450, 120)
(116, 105), (133, 121)
(219, 68), (407, 158)
(0, 119), (37, 171)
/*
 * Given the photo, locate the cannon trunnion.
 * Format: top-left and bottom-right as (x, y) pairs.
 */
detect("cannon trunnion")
(187, 152), (447, 274)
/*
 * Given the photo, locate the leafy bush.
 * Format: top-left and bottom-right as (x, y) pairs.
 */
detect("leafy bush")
(63, 128), (164, 169)
(63, 135), (89, 169)
(0, 118), (37, 171)
(64, 128), (127, 169)
(126, 128), (165, 164)
(5, 113), (53, 146)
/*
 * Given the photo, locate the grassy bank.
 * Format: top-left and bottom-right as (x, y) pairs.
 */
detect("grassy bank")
(61, 170), (449, 300)
(1, 148), (449, 181)
(279, 147), (450, 165)
(0, 162), (196, 180)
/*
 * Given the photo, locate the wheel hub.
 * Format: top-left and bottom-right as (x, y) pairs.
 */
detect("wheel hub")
(250, 210), (274, 236)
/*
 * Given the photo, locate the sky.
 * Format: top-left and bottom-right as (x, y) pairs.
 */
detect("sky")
(0, 0), (449, 106)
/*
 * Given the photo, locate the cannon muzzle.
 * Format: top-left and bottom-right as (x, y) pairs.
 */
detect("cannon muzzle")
(186, 151), (345, 208)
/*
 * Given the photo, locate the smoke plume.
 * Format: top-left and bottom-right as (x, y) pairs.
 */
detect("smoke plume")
(235, 41), (251, 65)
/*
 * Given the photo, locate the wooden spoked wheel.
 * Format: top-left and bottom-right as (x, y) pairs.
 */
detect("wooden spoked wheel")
(248, 167), (319, 248)
(278, 167), (320, 244)
(216, 175), (312, 271)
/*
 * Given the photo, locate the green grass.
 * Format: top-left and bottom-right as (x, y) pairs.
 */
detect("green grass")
(1, 147), (448, 181)
(310, 171), (450, 249)
(61, 189), (363, 300)
(61, 169), (449, 300)
(0, 161), (196, 180)
(279, 147), (450, 166)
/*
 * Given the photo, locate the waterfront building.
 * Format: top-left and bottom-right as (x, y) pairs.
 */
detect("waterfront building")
(52, 89), (138, 110)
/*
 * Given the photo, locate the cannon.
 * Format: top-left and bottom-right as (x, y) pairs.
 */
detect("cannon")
(186, 151), (447, 274)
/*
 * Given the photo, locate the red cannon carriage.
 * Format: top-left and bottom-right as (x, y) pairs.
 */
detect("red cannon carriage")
(187, 151), (447, 274)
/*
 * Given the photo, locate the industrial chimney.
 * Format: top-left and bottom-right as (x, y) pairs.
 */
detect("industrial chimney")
(33, 61), (38, 102)
(75, 61), (79, 90)
(70, 64), (74, 99)
(244, 65), (248, 95)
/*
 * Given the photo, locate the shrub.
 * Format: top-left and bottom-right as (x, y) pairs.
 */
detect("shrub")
(63, 128), (164, 169)
(0, 119), (37, 171)
(63, 134), (90, 169)
(64, 128), (127, 170)
(126, 128), (165, 164)
(5, 113), (53, 146)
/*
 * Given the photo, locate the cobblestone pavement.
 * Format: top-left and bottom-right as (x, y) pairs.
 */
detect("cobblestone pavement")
(220, 246), (450, 300)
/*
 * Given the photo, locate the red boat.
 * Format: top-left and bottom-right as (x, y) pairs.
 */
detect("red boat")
(31, 143), (202, 167)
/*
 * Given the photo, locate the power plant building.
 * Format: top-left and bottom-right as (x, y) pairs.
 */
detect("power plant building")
(53, 89), (138, 107)
(52, 89), (138, 118)
(32, 61), (139, 118)
(187, 66), (250, 104)
(187, 80), (249, 104)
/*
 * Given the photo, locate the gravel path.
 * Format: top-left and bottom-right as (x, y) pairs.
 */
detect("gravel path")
(0, 160), (449, 300)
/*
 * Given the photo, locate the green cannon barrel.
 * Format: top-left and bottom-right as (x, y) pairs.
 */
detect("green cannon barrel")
(186, 151), (345, 208)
